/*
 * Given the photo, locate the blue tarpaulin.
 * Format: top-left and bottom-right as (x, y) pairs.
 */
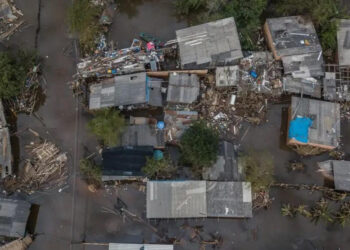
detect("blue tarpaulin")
(288, 117), (313, 143)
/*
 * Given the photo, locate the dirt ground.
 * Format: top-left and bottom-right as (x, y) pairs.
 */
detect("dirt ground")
(2, 0), (350, 250)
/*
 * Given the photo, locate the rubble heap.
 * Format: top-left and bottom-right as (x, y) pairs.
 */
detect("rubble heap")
(0, 0), (24, 40)
(4, 141), (67, 194)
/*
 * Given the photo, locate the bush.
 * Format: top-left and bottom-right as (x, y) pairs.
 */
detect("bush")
(239, 150), (274, 193)
(180, 121), (219, 169)
(67, 0), (101, 52)
(142, 157), (175, 179)
(87, 108), (125, 147)
(0, 50), (37, 99)
(79, 158), (102, 186)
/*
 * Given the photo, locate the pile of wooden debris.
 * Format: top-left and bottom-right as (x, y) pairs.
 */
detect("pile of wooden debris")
(4, 141), (67, 194)
(0, 0), (24, 41)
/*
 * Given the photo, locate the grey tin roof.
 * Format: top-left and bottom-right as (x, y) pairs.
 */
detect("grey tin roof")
(89, 73), (148, 109)
(337, 19), (350, 66)
(121, 124), (165, 148)
(266, 16), (322, 58)
(147, 181), (207, 218)
(0, 101), (11, 178)
(206, 181), (252, 218)
(109, 243), (173, 250)
(146, 181), (252, 218)
(283, 76), (322, 98)
(176, 17), (243, 69)
(281, 53), (324, 79)
(332, 161), (350, 191)
(203, 141), (241, 181)
(0, 198), (31, 238)
(290, 96), (340, 148)
(166, 73), (199, 104)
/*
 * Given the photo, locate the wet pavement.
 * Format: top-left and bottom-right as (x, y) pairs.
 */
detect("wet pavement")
(2, 0), (350, 249)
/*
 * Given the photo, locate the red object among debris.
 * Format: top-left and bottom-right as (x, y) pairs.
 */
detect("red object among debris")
(147, 42), (155, 51)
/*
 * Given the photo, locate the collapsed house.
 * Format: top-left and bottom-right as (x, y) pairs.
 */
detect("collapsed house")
(108, 243), (173, 250)
(121, 117), (165, 149)
(287, 96), (341, 151)
(164, 110), (198, 143)
(89, 72), (163, 110)
(203, 141), (241, 181)
(0, 198), (31, 238)
(101, 146), (154, 181)
(318, 160), (350, 191)
(146, 181), (252, 218)
(215, 51), (283, 93)
(0, 101), (11, 178)
(264, 16), (324, 98)
(166, 73), (200, 104)
(176, 17), (243, 69)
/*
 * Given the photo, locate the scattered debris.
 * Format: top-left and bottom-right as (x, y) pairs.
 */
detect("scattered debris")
(4, 140), (67, 194)
(0, 0), (24, 41)
(252, 190), (272, 210)
(0, 235), (32, 250)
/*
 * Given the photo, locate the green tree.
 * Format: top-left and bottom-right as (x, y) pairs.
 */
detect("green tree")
(281, 204), (295, 217)
(239, 150), (274, 193)
(142, 157), (175, 179)
(87, 108), (125, 147)
(180, 121), (219, 170)
(67, 0), (101, 52)
(271, 0), (347, 54)
(0, 50), (37, 99)
(79, 158), (102, 186)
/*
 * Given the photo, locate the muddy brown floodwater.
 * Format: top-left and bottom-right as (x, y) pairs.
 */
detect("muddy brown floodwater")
(3, 0), (350, 250)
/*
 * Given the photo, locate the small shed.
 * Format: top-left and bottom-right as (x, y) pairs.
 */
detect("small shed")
(215, 66), (239, 87)
(206, 182), (252, 218)
(0, 198), (31, 238)
(337, 19), (350, 67)
(318, 160), (350, 191)
(146, 181), (253, 219)
(203, 141), (241, 181)
(147, 181), (207, 218)
(108, 243), (173, 250)
(89, 73), (163, 110)
(264, 16), (322, 60)
(287, 96), (340, 150)
(101, 146), (153, 181)
(0, 101), (11, 178)
(166, 73), (199, 104)
(176, 17), (243, 69)
(121, 124), (165, 148)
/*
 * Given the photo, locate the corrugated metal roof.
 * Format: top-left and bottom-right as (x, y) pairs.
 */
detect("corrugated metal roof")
(146, 181), (253, 218)
(290, 96), (340, 148)
(332, 161), (350, 191)
(108, 243), (173, 250)
(121, 124), (165, 148)
(89, 73), (148, 110)
(337, 19), (350, 66)
(206, 181), (252, 218)
(147, 181), (207, 218)
(0, 198), (31, 238)
(282, 76), (322, 98)
(0, 100), (11, 178)
(176, 17), (243, 69)
(166, 73), (199, 104)
(266, 16), (322, 58)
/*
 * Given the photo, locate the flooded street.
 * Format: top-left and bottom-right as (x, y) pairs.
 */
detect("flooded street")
(2, 0), (350, 249)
